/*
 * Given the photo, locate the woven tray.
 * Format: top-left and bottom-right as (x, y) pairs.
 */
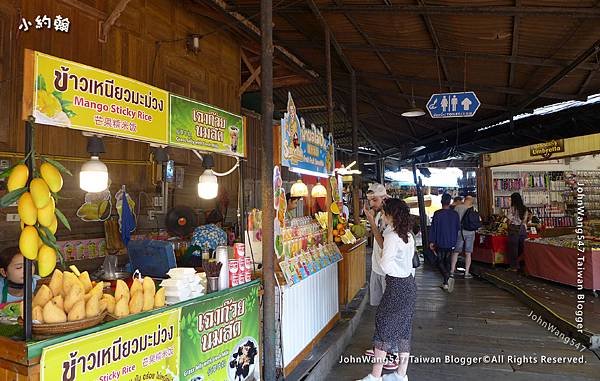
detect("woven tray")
(21, 311), (107, 336)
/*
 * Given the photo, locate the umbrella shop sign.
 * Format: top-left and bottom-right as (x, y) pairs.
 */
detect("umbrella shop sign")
(23, 50), (169, 144)
(169, 94), (246, 158)
(40, 309), (180, 381)
(530, 139), (565, 159)
(281, 92), (334, 177)
(180, 281), (260, 381)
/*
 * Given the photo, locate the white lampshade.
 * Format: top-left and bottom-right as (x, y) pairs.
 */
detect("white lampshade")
(311, 183), (327, 198)
(290, 179), (308, 197)
(198, 169), (218, 199)
(79, 156), (108, 192)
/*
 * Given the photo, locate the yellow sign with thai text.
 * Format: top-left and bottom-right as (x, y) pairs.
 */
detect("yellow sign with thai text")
(40, 309), (180, 381)
(27, 51), (168, 144)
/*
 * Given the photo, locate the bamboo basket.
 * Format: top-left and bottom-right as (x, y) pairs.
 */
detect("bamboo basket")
(21, 311), (107, 337)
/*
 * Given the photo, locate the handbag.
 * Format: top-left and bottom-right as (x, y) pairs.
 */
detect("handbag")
(412, 250), (421, 268)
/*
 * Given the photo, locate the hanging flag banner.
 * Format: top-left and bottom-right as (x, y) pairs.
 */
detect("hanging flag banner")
(179, 281), (261, 381)
(281, 92), (334, 177)
(169, 94), (246, 158)
(39, 309), (180, 381)
(23, 50), (169, 144)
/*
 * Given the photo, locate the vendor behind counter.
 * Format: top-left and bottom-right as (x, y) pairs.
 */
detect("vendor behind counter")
(181, 208), (227, 267)
(0, 247), (39, 304)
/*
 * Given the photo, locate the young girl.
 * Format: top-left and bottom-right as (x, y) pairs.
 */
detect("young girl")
(359, 198), (417, 381)
(0, 247), (39, 304)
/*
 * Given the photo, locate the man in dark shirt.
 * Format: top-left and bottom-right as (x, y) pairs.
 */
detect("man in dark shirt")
(429, 193), (461, 292)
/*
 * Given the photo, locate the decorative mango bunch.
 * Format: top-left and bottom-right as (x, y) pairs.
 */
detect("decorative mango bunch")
(1, 154), (71, 277)
(112, 276), (166, 318)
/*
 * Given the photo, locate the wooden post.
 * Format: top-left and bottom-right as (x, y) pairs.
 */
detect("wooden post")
(413, 163), (429, 260)
(326, 30), (334, 136)
(351, 71), (360, 224)
(378, 158), (385, 184)
(260, 0), (276, 379)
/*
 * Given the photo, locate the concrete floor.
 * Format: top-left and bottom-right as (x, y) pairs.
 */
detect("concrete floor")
(325, 256), (600, 381)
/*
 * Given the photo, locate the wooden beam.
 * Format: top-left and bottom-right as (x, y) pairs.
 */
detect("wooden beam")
(350, 71), (575, 100)
(241, 49), (260, 87)
(275, 104), (328, 113)
(99, 0), (132, 43)
(268, 4), (600, 17)
(207, 0), (320, 81)
(577, 70), (596, 96)
(306, 0), (353, 73)
(507, 0), (521, 105)
(326, 29), (334, 136)
(417, 0), (452, 91)
(287, 42), (599, 72)
(239, 66), (261, 96)
(517, 39), (600, 111)
(333, 82), (508, 111)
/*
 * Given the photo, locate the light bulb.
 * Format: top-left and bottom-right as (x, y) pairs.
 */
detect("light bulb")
(290, 179), (308, 197)
(79, 156), (108, 192)
(198, 169), (218, 199)
(311, 183), (327, 198)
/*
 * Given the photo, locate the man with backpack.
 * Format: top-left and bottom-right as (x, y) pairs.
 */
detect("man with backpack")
(451, 194), (482, 279)
(429, 193), (461, 292)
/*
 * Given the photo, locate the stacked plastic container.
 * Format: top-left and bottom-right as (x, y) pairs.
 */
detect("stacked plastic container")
(160, 268), (205, 305)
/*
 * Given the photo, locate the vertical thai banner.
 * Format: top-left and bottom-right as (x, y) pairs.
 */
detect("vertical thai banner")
(179, 282), (261, 381)
(280, 92), (334, 177)
(169, 94), (246, 157)
(40, 309), (180, 381)
(25, 50), (169, 144)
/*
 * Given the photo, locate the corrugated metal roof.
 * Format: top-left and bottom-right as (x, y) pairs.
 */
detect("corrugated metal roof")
(225, 0), (600, 160)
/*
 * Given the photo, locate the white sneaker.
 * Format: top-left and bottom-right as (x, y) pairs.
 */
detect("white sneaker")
(382, 373), (408, 381)
(357, 374), (382, 381)
(447, 277), (455, 293)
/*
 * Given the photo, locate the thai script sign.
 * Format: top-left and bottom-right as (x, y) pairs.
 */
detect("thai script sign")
(40, 309), (180, 381)
(180, 282), (260, 381)
(281, 92), (334, 177)
(26, 50), (169, 144)
(169, 94), (246, 158)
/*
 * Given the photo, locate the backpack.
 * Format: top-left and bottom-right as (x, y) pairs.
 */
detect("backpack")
(461, 207), (482, 231)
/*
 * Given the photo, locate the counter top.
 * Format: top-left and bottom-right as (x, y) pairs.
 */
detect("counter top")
(339, 238), (367, 253)
(24, 279), (260, 360)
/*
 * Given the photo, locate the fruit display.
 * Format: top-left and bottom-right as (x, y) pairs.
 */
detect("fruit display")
(350, 222), (367, 238)
(27, 267), (108, 325)
(340, 230), (357, 245)
(111, 276), (166, 318)
(0, 149), (72, 277)
(315, 212), (328, 229)
(332, 221), (346, 244)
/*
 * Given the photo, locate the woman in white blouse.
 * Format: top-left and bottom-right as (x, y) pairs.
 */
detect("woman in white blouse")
(359, 198), (416, 381)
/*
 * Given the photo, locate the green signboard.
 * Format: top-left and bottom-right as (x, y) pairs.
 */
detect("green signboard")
(180, 282), (260, 381)
(40, 309), (180, 381)
(170, 94), (246, 158)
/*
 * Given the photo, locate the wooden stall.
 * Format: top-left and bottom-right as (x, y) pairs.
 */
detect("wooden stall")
(338, 238), (367, 306)
(0, 0), (244, 251)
